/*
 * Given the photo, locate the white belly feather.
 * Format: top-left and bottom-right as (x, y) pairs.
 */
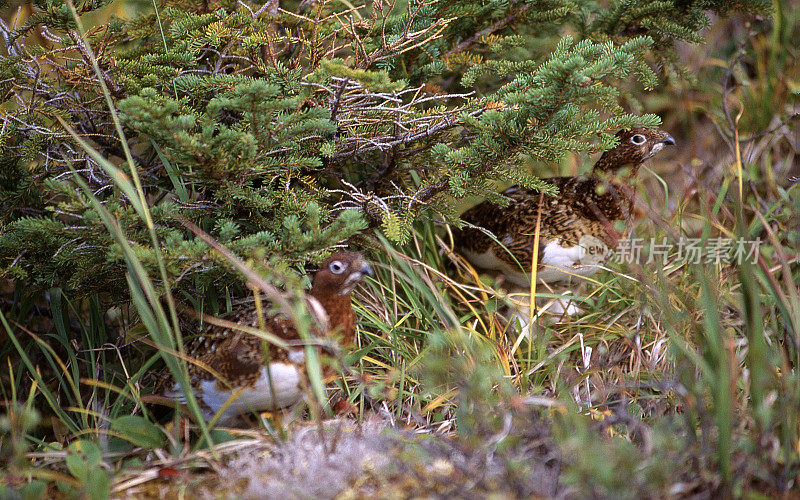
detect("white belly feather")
(169, 362), (303, 423)
(463, 235), (611, 286)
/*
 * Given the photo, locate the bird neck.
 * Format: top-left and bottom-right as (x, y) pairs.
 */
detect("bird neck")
(309, 290), (356, 345)
(592, 151), (617, 172)
(590, 159), (641, 179)
(584, 169), (639, 221)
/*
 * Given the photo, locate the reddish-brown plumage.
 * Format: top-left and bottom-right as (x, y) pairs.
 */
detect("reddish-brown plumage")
(312, 292), (357, 345)
(308, 251), (371, 346)
(156, 251), (373, 422)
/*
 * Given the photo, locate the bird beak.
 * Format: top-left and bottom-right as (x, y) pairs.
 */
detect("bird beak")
(360, 262), (374, 277)
(662, 134), (676, 146)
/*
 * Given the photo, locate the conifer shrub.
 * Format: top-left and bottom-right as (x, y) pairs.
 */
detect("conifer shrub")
(0, 0), (769, 300)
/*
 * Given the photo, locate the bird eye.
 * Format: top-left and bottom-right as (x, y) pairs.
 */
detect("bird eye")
(630, 134), (646, 145)
(328, 260), (347, 274)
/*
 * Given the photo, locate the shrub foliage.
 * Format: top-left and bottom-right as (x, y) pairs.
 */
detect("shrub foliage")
(0, 0), (768, 296)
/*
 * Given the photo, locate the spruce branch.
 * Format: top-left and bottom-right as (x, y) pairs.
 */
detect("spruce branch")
(443, 2), (533, 58)
(304, 77), (477, 160)
(68, 29), (123, 97)
(0, 0), (771, 288)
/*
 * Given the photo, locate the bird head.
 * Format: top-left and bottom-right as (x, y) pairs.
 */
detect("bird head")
(593, 128), (675, 173)
(311, 251), (373, 298)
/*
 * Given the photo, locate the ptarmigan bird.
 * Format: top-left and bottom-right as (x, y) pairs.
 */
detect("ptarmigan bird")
(455, 128), (675, 317)
(157, 251), (373, 424)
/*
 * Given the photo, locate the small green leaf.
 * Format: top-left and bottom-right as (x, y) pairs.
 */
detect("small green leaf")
(85, 468), (110, 500)
(19, 480), (48, 500)
(55, 481), (74, 494)
(65, 440), (102, 482)
(111, 415), (165, 449)
(107, 436), (134, 454)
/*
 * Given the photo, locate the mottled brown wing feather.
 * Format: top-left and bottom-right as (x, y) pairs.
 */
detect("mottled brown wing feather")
(456, 177), (610, 269)
(156, 305), (304, 392)
(152, 251), (372, 421)
(455, 128), (674, 285)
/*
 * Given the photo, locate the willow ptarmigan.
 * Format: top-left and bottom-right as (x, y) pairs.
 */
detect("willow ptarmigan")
(158, 251), (373, 424)
(455, 128), (675, 314)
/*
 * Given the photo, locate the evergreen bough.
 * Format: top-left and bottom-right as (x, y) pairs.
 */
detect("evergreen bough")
(0, 0), (770, 299)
